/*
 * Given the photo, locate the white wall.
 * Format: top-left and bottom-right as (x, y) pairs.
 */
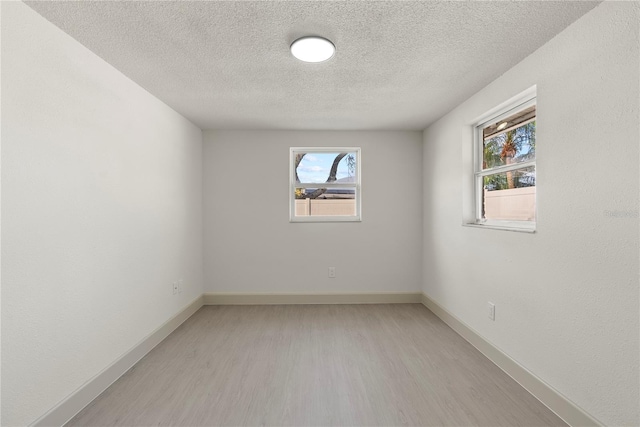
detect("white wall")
(0, 3), (3, 423)
(422, 2), (639, 425)
(204, 131), (422, 294)
(1, 3), (203, 425)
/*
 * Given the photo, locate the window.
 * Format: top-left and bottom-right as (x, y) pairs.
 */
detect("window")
(473, 93), (536, 231)
(290, 147), (361, 222)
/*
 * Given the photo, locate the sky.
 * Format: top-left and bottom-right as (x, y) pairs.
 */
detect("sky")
(297, 152), (356, 184)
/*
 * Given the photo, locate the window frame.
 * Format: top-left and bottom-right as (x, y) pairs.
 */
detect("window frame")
(471, 92), (537, 232)
(289, 147), (361, 223)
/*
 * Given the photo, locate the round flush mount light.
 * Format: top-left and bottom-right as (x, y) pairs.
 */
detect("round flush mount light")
(290, 36), (335, 63)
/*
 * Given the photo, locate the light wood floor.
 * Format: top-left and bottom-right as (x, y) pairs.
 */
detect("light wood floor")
(67, 304), (565, 426)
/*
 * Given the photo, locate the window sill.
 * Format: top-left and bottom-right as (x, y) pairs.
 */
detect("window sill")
(290, 216), (362, 223)
(463, 222), (536, 233)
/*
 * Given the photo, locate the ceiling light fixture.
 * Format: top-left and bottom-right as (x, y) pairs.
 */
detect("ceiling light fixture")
(290, 36), (335, 63)
(496, 121), (508, 130)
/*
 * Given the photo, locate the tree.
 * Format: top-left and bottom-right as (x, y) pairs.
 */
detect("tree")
(501, 130), (517, 188)
(347, 154), (355, 177)
(326, 153), (347, 182)
(294, 153), (305, 183)
(295, 152), (348, 199)
(483, 122), (536, 190)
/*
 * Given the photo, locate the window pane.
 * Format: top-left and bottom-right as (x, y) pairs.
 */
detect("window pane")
(482, 107), (536, 170)
(294, 187), (356, 217)
(295, 152), (357, 184)
(482, 167), (535, 221)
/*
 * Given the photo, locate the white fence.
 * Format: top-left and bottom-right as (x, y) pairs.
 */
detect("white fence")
(294, 187), (535, 220)
(484, 187), (536, 221)
(295, 199), (355, 216)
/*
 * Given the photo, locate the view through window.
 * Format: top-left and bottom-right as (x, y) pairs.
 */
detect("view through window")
(290, 148), (361, 222)
(476, 100), (536, 226)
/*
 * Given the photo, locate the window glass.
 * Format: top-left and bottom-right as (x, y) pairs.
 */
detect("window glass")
(295, 152), (357, 184)
(291, 148), (361, 222)
(474, 98), (536, 228)
(483, 110), (536, 170)
(482, 166), (536, 221)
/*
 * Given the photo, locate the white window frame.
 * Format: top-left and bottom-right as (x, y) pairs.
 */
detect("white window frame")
(290, 147), (361, 223)
(470, 90), (537, 232)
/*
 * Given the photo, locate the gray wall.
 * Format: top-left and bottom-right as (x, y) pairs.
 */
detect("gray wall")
(2, 3), (204, 425)
(422, 2), (639, 425)
(203, 130), (423, 294)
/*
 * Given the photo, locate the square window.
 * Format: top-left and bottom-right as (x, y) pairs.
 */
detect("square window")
(290, 148), (361, 222)
(473, 94), (536, 231)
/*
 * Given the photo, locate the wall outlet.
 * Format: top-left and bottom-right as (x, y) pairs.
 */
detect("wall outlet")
(328, 267), (336, 278)
(488, 302), (495, 321)
(172, 282), (179, 295)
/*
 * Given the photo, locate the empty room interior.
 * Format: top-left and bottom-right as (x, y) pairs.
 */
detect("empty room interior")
(2, 1), (639, 426)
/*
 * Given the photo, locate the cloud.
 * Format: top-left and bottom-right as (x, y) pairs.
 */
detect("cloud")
(297, 164), (328, 183)
(299, 165), (325, 173)
(304, 154), (319, 162)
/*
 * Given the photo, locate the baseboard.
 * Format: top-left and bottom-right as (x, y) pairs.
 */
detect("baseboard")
(30, 293), (594, 426)
(203, 292), (423, 305)
(31, 295), (204, 427)
(421, 293), (601, 427)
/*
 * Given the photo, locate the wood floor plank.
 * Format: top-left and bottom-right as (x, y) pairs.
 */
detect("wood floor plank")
(66, 304), (566, 426)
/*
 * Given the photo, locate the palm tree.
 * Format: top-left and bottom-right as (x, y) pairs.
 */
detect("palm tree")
(500, 130), (517, 189)
(483, 122), (536, 190)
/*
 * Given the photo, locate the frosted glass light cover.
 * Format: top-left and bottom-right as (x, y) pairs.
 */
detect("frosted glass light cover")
(291, 37), (335, 63)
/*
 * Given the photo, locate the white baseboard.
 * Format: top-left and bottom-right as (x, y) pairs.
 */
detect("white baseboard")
(31, 295), (204, 427)
(421, 293), (601, 427)
(30, 293), (596, 426)
(203, 292), (423, 305)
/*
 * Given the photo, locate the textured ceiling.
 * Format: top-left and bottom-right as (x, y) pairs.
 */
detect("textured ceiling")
(26, 1), (599, 130)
